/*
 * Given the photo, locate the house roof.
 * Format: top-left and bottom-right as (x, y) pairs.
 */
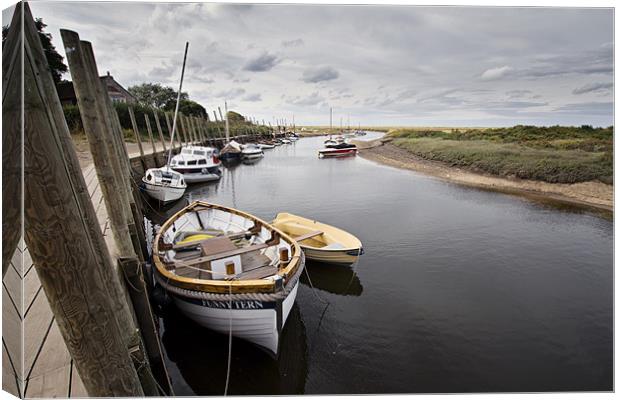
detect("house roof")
(56, 73), (136, 102)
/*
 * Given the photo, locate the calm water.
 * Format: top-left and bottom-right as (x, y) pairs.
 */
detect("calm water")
(146, 133), (613, 395)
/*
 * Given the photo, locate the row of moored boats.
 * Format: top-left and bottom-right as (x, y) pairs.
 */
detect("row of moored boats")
(142, 42), (364, 357)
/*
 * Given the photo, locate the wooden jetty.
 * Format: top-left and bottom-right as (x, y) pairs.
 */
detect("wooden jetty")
(2, 3), (284, 397)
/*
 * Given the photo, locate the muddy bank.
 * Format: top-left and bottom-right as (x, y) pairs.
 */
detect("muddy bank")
(358, 139), (613, 214)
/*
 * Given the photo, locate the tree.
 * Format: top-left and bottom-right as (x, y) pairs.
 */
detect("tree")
(128, 83), (188, 109)
(3, 18), (67, 84)
(174, 99), (206, 117)
(227, 110), (246, 123)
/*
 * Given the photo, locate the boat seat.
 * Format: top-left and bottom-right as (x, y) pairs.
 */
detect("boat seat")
(294, 230), (323, 242)
(182, 243), (269, 267)
(322, 243), (346, 250)
(236, 265), (279, 280)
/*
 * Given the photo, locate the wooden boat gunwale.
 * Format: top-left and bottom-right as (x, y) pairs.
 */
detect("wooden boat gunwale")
(153, 201), (303, 294)
(272, 212), (363, 253)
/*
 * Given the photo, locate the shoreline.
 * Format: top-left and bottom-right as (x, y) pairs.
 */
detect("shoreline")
(356, 139), (613, 215)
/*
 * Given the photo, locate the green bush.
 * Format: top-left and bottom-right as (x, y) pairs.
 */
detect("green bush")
(394, 137), (613, 185)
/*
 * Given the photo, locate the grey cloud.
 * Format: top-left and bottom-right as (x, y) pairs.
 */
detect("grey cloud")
(301, 66), (339, 83)
(243, 52), (279, 72)
(282, 38), (304, 47)
(506, 90), (533, 98)
(285, 92), (325, 106)
(554, 102), (613, 116)
(214, 88), (246, 99)
(243, 93), (262, 102)
(572, 82), (612, 95)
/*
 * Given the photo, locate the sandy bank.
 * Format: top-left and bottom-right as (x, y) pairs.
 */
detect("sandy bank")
(357, 139), (613, 214)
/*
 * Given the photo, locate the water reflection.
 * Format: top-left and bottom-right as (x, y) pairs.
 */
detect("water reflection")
(301, 261), (363, 296)
(160, 304), (308, 395)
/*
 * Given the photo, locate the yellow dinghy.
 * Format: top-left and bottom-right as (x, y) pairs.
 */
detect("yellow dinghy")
(271, 212), (363, 265)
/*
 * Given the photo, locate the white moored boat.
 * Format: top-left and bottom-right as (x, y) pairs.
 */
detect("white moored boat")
(142, 167), (186, 203)
(258, 142), (275, 150)
(241, 143), (265, 160)
(272, 212), (364, 264)
(153, 201), (305, 356)
(170, 145), (222, 183)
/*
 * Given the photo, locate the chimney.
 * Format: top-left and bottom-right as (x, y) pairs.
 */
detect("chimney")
(106, 71), (110, 77)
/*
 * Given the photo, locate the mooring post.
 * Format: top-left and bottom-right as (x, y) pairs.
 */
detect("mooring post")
(153, 110), (168, 155)
(164, 111), (179, 149)
(128, 106), (147, 169)
(21, 4), (144, 395)
(78, 40), (148, 261)
(61, 30), (136, 259)
(144, 113), (158, 162)
(182, 114), (193, 143)
(2, 2), (23, 278)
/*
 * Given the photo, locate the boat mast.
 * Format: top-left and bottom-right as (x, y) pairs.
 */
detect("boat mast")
(329, 107), (333, 139)
(166, 41), (189, 167)
(224, 101), (230, 142)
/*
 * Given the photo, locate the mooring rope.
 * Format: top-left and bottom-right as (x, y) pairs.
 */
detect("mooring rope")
(224, 282), (233, 396)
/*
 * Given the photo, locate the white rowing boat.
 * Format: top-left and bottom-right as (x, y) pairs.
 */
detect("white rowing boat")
(153, 201), (305, 356)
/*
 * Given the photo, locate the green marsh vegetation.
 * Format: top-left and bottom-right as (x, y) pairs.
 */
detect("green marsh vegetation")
(389, 125), (613, 184)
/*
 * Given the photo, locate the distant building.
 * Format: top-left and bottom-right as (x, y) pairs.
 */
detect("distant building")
(57, 71), (136, 106)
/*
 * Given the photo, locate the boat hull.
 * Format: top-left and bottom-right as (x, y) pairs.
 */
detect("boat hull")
(219, 152), (241, 161)
(181, 172), (221, 183)
(171, 281), (299, 356)
(300, 246), (362, 265)
(242, 152), (264, 160)
(318, 148), (357, 158)
(143, 181), (186, 203)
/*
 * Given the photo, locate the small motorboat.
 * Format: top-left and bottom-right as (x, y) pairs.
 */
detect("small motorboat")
(142, 166), (186, 203)
(319, 142), (357, 158)
(219, 140), (242, 161)
(280, 138), (292, 145)
(271, 212), (363, 265)
(324, 138), (338, 147)
(241, 143), (265, 160)
(152, 201), (305, 356)
(257, 142), (275, 150)
(170, 145), (222, 183)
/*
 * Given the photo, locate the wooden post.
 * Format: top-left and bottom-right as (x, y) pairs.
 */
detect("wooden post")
(213, 110), (223, 143)
(144, 113), (158, 160)
(119, 257), (174, 395)
(182, 114), (193, 143)
(61, 30), (136, 259)
(128, 106), (146, 168)
(153, 110), (167, 154)
(164, 111), (179, 149)
(22, 4), (144, 395)
(176, 113), (186, 144)
(2, 2), (23, 278)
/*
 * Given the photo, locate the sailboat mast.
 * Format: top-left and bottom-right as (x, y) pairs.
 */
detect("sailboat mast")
(224, 101), (230, 142)
(166, 41), (189, 167)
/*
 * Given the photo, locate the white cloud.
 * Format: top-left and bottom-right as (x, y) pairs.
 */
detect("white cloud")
(480, 66), (513, 81)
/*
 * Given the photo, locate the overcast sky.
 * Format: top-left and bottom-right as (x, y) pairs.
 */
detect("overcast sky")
(4, 2), (614, 127)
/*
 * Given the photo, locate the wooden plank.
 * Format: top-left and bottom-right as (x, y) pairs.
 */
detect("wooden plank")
(183, 243), (269, 266)
(3, 342), (21, 398)
(28, 321), (71, 381)
(23, 268), (42, 313)
(23, 290), (55, 377)
(10, 246), (23, 278)
(3, 286), (22, 382)
(294, 230), (324, 242)
(69, 362), (88, 398)
(25, 364), (71, 398)
(3, 262), (22, 312)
